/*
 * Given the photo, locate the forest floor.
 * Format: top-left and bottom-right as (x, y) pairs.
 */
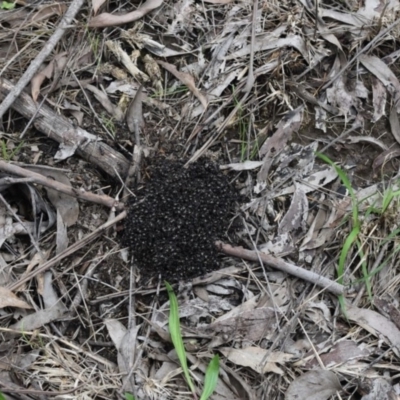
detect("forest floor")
(1, 0), (400, 399)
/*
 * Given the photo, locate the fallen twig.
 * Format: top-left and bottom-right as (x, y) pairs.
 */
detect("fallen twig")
(8, 211), (127, 291)
(0, 78), (130, 179)
(0, 161), (122, 210)
(217, 241), (344, 296)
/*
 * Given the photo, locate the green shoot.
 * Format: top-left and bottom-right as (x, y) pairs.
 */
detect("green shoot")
(165, 281), (195, 394)
(165, 282), (220, 399)
(101, 115), (116, 138)
(125, 393), (135, 400)
(0, 139), (24, 161)
(199, 355), (220, 400)
(317, 153), (361, 311)
(0, 1), (15, 9)
(356, 241), (372, 300)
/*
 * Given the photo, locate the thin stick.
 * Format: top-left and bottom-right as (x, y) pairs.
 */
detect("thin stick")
(0, 0), (86, 119)
(217, 241), (344, 296)
(8, 211), (127, 291)
(321, 17), (400, 90)
(0, 161), (123, 210)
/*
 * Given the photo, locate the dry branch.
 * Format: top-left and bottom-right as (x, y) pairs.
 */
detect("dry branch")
(8, 211), (127, 291)
(0, 161), (122, 209)
(0, 78), (130, 179)
(217, 242), (344, 296)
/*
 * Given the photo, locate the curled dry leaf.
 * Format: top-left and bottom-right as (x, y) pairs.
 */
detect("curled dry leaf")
(89, 0), (163, 28)
(0, 286), (32, 309)
(285, 370), (342, 400)
(157, 60), (208, 109)
(31, 52), (68, 102)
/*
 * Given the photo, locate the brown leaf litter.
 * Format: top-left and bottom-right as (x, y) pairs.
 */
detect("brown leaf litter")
(2, 0), (400, 398)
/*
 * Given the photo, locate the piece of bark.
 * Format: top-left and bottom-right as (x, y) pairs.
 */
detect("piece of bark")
(0, 77), (130, 179)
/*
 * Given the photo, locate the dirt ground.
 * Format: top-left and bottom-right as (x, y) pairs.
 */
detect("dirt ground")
(1, 0), (400, 399)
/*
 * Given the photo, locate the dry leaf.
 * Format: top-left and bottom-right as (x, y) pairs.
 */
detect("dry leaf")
(56, 209), (69, 254)
(220, 161), (263, 171)
(31, 52), (68, 101)
(346, 136), (388, 150)
(301, 340), (370, 369)
(85, 84), (124, 121)
(361, 378), (395, 400)
(126, 85), (144, 134)
(105, 319), (127, 348)
(372, 77), (387, 122)
(221, 347), (293, 374)
(278, 183), (308, 237)
(373, 148), (400, 169)
(347, 306), (400, 357)
(0, 287), (32, 309)
(360, 54), (400, 112)
(203, 0), (233, 3)
(32, 3), (67, 23)
(27, 167), (79, 227)
(285, 370), (342, 400)
(89, 0), (163, 28)
(105, 41), (149, 82)
(257, 106), (304, 183)
(10, 306), (68, 330)
(389, 107), (400, 145)
(31, 62), (54, 102)
(157, 60), (208, 109)
(198, 305), (280, 343)
(227, 34), (312, 63)
(92, 0), (107, 15)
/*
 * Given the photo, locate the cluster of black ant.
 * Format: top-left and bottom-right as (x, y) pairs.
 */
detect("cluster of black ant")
(122, 159), (239, 282)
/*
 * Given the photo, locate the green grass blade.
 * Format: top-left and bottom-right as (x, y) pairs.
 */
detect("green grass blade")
(165, 281), (195, 394)
(356, 240), (372, 300)
(316, 152), (359, 224)
(338, 225), (359, 284)
(125, 393), (135, 400)
(200, 355), (220, 400)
